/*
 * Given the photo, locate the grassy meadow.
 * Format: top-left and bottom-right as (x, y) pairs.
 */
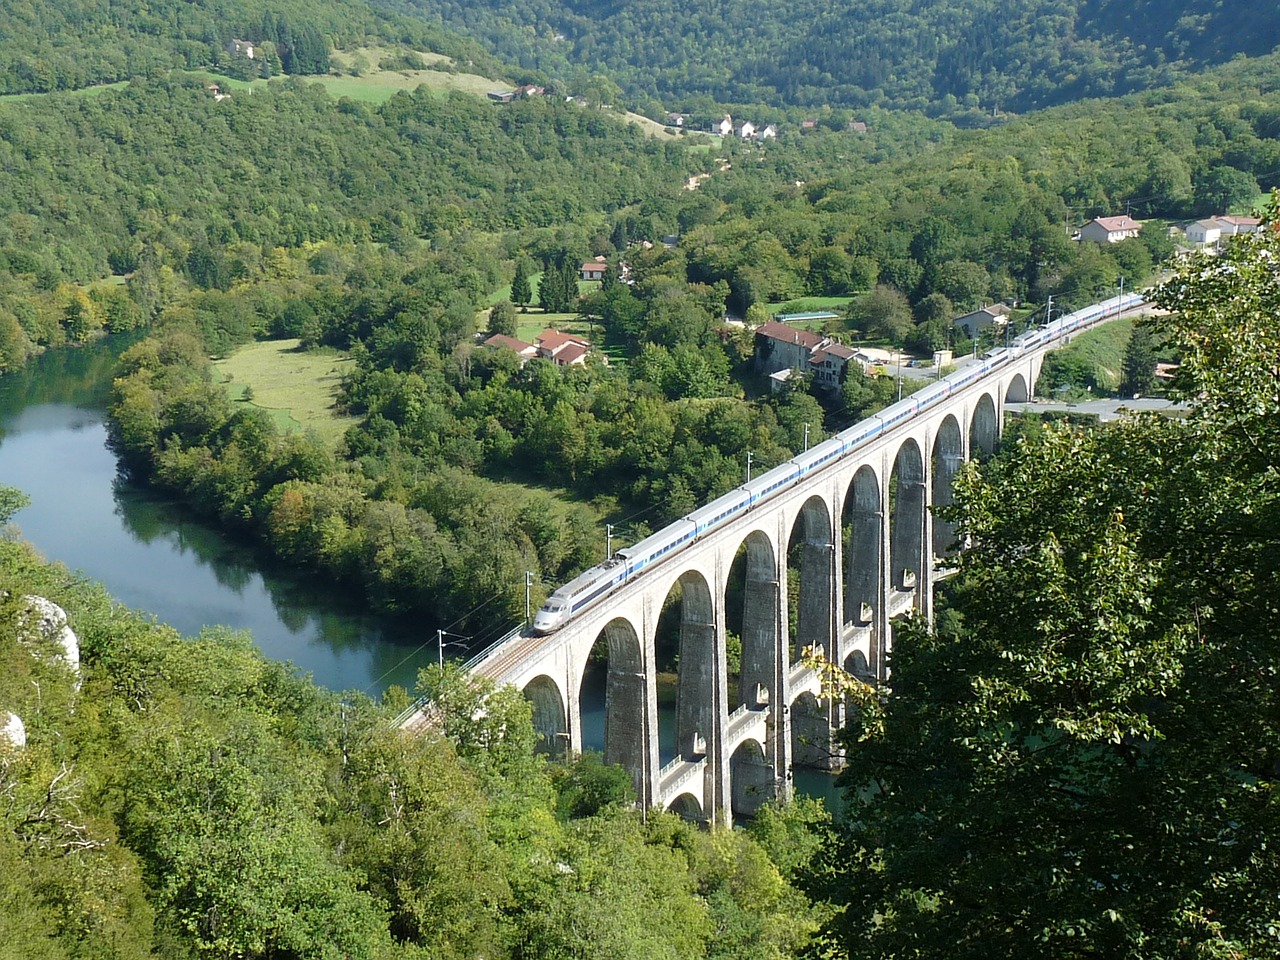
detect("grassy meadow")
(214, 339), (360, 447)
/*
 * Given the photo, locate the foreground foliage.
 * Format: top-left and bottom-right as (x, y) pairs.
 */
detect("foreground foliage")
(811, 197), (1280, 957)
(0, 530), (826, 958)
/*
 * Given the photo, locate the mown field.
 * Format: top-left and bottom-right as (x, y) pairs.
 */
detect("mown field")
(214, 339), (361, 446)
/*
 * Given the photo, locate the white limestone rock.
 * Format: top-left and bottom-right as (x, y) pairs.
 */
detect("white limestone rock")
(18, 595), (80, 677)
(1, 711), (24, 749)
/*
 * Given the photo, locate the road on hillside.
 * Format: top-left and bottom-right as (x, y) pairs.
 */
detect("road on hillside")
(1005, 397), (1187, 421)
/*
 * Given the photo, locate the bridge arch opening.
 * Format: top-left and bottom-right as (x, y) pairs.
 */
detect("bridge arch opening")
(790, 690), (829, 772)
(889, 438), (926, 612)
(931, 414), (964, 561)
(970, 392), (998, 461)
(729, 739), (774, 820)
(724, 531), (778, 711)
(655, 570), (718, 767)
(523, 674), (568, 758)
(786, 496), (835, 667)
(1005, 372), (1030, 404)
(843, 649), (873, 685)
(841, 464), (882, 633)
(579, 617), (647, 801)
(667, 792), (703, 823)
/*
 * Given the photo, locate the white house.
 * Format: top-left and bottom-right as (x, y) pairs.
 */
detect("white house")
(1214, 215), (1261, 236)
(711, 115), (733, 136)
(1080, 215), (1143, 244)
(738, 121), (757, 139)
(228, 39), (255, 59)
(1185, 219), (1222, 246)
(757, 124), (778, 140)
(952, 303), (1012, 340)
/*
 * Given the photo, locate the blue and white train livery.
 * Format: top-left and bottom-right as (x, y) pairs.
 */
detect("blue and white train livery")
(531, 291), (1145, 635)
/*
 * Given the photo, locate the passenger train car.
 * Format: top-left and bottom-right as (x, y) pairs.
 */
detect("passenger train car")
(531, 291), (1146, 634)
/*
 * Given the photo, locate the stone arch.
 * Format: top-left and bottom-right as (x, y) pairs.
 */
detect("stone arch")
(970, 392), (998, 460)
(786, 496), (835, 665)
(1005, 372), (1030, 403)
(668, 792), (703, 822)
(889, 438), (926, 607)
(843, 649), (873, 684)
(523, 674), (568, 757)
(579, 617), (647, 800)
(842, 464), (882, 631)
(729, 738), (774, 819)
(931, 415), (964, 560)
(790, 691), (828, 771)
(655, 570), (718, 766)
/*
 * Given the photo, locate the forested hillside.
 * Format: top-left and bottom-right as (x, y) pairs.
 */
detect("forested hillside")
(395, 0), (1280, 116)
(0, 0), (500, 93)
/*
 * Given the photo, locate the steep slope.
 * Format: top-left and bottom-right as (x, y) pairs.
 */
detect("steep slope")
(388, 0), (1280, 114)
(0, 0), (497, 94)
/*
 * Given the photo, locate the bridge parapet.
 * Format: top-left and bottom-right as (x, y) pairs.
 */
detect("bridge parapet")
(724, 703), (770, 758)
(788, 661), (823, 702)
(658, 756), (707, 810)
(887, 588), (917, 620)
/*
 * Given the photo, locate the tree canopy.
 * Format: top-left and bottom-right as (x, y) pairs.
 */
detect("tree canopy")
(810, 195), (1280, 959)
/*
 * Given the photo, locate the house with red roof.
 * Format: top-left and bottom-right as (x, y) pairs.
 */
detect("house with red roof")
(1214, 215), (1261, 236)
(754, 321), (857, 391)
(483, 334), (539, 363)
(535, 329), (592, 367)
(1080, 215), (1143, 244)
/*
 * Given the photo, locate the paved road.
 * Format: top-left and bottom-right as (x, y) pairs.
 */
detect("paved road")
(1005, 397), (1187, 421)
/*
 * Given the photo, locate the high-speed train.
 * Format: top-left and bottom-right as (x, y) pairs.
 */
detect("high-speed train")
(531, 291), (1146, 634)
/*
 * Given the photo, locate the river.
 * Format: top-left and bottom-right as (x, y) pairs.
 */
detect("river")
(0, 336), (435, 696)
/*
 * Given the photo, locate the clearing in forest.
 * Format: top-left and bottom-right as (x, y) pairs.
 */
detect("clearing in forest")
(214, 339), (360, 447)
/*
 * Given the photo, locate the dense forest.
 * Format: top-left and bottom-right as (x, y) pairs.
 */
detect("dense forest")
(394, 0), (1280, 117)
(0, 0), (504, 93)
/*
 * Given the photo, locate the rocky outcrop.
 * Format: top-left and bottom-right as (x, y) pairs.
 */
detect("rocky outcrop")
(18, 595), (80, 680)
(1, 711), (24, 748)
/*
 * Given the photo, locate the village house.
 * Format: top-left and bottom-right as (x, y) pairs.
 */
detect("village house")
(849, 120), (868, 133)
(516, 84), (545, 97)
(753, 321), (857, 392)
(1080, 215), (1143, 244)
(738, 121), (757, 139)
(1215, 215), (1261, 236)
(483, 334), (539, 364)
(711, 115), (733, 136)
(952, 303), (1012, 340)
(486, 90), (517, 103)
(665, 112), (688, 128)
(228, 39), (255, 59)
(757, 124), (778, 140)
(580, 260), (607, 281)
(535, 329), (592, 367)
(1185, 219), (1222, 246)
(207, 84), (230, 102)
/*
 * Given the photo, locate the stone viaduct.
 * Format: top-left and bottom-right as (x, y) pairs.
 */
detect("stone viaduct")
(398, 304), (1137, 824)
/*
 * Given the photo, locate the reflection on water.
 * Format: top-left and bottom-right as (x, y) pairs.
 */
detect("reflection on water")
(0, 337), (436, 695)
